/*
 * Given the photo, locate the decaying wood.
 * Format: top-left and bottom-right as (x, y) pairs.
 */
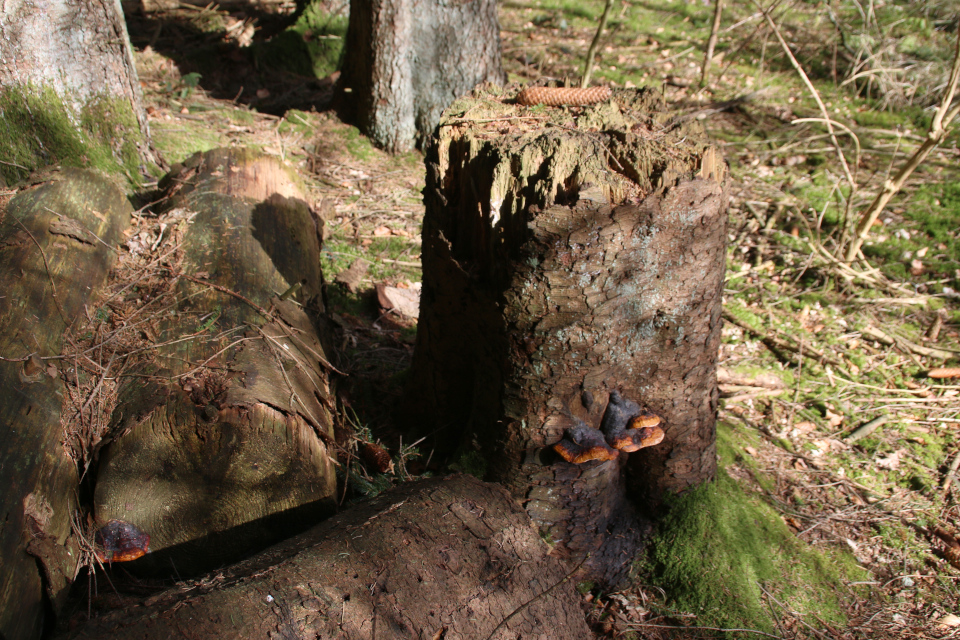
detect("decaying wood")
(406, 87), (727, 583)
(62, 475), (593, 640)
(0, 169), (132, 640)
(861, 324), (956, 361)
(92, 149), (339, 576)
(716, 366), (786, 390)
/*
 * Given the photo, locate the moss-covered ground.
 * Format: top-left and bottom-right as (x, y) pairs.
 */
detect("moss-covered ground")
(640, 421), (869, 637)
(24, 0), (955, 637)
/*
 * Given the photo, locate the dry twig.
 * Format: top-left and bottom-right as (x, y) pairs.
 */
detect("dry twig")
(844, 24), (960, 262)
(581, 0), (615, 88)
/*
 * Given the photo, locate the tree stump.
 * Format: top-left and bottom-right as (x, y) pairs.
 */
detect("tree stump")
(338, 0), (505, 152)
(62, 475), (593, 640)
(407, 87), (728, 583)
(92, 149), (339, 575)
(0, 169), (132, 640)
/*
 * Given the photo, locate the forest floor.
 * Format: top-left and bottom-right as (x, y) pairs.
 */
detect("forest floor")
(117, 1), (960, 638)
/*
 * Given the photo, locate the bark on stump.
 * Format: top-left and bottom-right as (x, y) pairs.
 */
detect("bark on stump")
(92, 148), (338, 575)
(407, 87), (728, 584)
(338, 0), (505, 153)
(0, 170), (132, 640)
(62, 475), (593, 640)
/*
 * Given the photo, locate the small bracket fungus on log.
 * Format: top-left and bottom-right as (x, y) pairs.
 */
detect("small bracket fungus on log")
(406, 86), (727, 584)
(94, 520), (150, 564)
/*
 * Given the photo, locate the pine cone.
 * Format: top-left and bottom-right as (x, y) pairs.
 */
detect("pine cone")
(360, 442), (393, 474)
(516, 86), (612, 107)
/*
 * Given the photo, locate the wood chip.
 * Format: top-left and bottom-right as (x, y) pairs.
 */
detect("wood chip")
(376, 284), (420, 319)
(334, 259), (369, 294)
(717, 367), (785, 389)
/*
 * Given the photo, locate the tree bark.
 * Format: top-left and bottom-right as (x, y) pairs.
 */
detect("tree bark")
(91, 149), (339, 576)
(0, 169), (132, 640)
(61, 475), (594, 640)
(338, 0), (505, 153)
(0, 0), (153, 181)
(406, 87), (728, 584)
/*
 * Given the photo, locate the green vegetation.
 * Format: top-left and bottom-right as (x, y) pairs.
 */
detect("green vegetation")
(642, 422), (866, 635)
(0, 85), (144, 187)
(254, 4), (347, 79)
(450, 450), (488, 479)
(150, 118), (225, 165)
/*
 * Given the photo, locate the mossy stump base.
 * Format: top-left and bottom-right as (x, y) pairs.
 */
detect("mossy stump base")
(0, 169), (132, 640)
(93, 149), (338, 576)
(408, 87), (728, 584)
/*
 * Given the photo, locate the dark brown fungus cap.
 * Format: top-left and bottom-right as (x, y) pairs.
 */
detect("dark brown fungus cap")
(95, 519), (150, 563)
(601, 391), (665, 452)
(552, 423), (619, 464)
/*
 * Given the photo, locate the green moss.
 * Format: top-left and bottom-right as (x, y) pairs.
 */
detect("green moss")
(0, 84), (145, 187)
(335, 124), (378, 162)
(450, 450), (487, 479)
(253, 4), (347, 80)
(724, 303), (765, 334)
(642, 422), (866, 635)
(150, 119), (225, 164)
(293, 4), (348, 78)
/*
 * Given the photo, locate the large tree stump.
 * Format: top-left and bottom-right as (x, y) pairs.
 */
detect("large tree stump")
(62, 475), (593, 640)
(407, 87), (728, 583)
(338, 0), (505, 152)
(92, 149), (339, 575)
(0, 170), (132, 640)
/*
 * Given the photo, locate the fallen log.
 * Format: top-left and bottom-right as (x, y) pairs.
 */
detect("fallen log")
(62, 475), (593, 640)
(0, 169), (132, 640)
(406, 87), (728, 583)
(91, 148), (339, 575)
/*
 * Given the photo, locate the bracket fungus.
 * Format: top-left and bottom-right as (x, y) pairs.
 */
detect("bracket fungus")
(94, 519), (150, 564)
(552, 391), (665, 464)
(600, 390), (664, 453)
(552, 421), (620, 464)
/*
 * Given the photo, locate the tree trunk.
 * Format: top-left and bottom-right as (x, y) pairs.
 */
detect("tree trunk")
(406, 87), (728, 584)
(338, 0), (505, 153)
(91, 149), (339, 576)
(0, 0), (153, 184)
(0, 169), (133, 640)
(61, 475), (593, 640)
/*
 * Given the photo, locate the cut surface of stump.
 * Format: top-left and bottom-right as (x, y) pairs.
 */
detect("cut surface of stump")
(0, 169), (132, 640)
(407, 87), (728, 584)
(63, 475), (593, 640)
(92, 149), (338, 575)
